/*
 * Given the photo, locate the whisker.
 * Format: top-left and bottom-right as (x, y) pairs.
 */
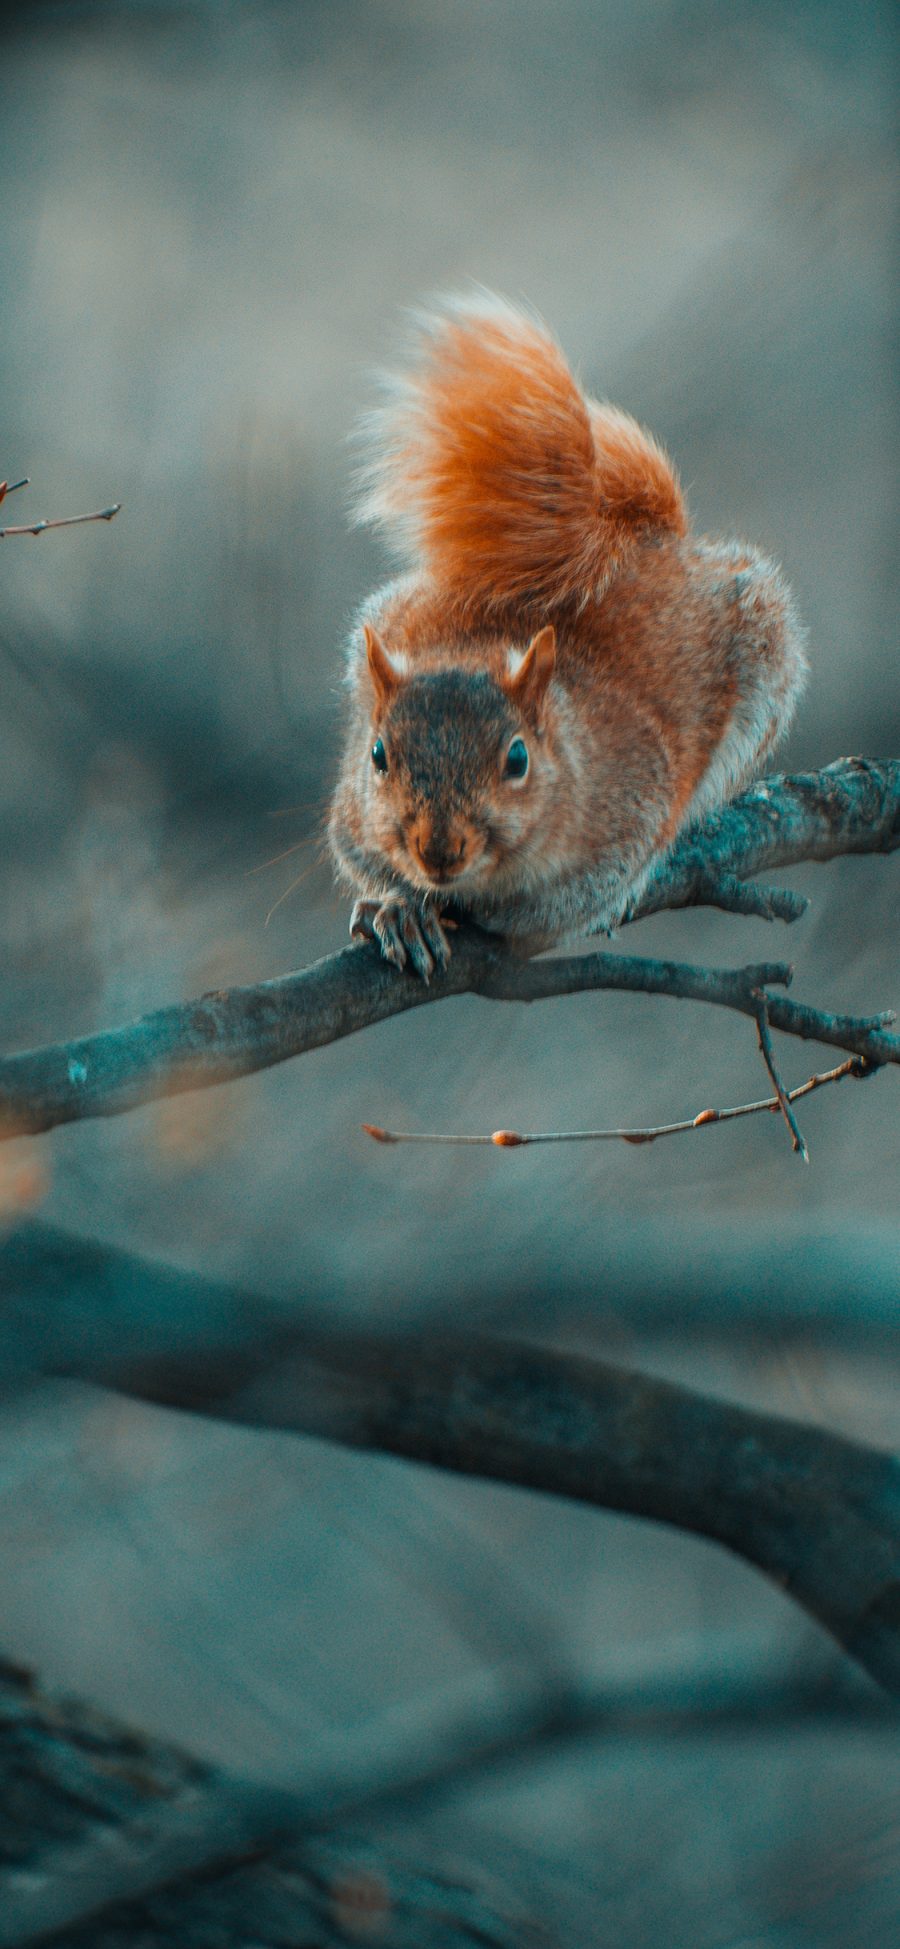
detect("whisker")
(246, 833), (318, 876)
(267, 798), (328, 819)
(264, 853), (326, 926)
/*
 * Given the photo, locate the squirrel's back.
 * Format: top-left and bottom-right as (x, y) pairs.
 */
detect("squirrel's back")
(354, 293), (688, 617)
(564, 531), (807, 840)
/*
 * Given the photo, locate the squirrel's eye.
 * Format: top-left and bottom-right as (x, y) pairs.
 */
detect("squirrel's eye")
(504, 736), (529, 781)
(371, 738), (388, 773)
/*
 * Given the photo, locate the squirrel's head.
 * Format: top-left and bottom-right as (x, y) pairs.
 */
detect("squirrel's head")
(358, 621), (558, 894)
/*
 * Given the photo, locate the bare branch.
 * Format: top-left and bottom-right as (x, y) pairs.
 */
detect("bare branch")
(0, 941), (894, 1143)
(631, 756), (900, 917)
(686, 869), (809, 923)
(753, 989), (810, 1159)
(0, 1640), (889, 1949)
(124, 1342), (900, 1696)
(0, 1225), (896, 1695)
(0, 1669), (545, 1949)
(362, 1054), (873, 1148)
(0, 758), (896, 1141)
(0, 502), (121, 539)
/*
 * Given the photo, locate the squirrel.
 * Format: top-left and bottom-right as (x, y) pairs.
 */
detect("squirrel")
(328, 293), (807, 980)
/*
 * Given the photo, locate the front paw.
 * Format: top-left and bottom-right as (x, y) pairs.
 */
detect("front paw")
(350, 894), (451, 982)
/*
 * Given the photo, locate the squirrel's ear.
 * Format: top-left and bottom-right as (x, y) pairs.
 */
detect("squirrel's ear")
(363, 623), (404, 706)
(504, 625), (556, 717)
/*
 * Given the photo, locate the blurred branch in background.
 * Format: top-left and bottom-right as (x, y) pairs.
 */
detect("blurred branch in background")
(0, 758), (897, 1141)
(0, 1653), (539, 1949)
(2, 1224), (897, 1697)
(3, 1638), (889, 1949)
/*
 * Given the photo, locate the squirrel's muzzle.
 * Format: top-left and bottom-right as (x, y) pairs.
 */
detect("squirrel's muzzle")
(408, 816), (471, 884)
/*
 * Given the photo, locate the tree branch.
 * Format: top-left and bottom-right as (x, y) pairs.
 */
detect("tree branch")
(0, 1654), (551, 1949)
(631, 755), (900, 916)
(108, 1343), (900, 1697)
(0, 758), (896, 1141)
(362, 1054), (875, 1148)
(0, 499), (120, 539)
(0, 1640), (889, 1949)
(752, 988), (810, 1159)
(4, 1226), (898, 1696)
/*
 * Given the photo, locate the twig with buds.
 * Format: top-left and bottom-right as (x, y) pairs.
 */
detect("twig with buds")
(363, 1055), (876, 1152)
(0, 473), (120, 539)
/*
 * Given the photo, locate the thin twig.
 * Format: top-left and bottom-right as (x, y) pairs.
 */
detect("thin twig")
(0, 477), (29, 505)
(362, 1055), (874, 1149)
(0, 502), (121, 539)
(754, 989), (810, 1160)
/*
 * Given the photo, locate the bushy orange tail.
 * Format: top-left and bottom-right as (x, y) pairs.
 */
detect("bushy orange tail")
(354, 293), (687, 613)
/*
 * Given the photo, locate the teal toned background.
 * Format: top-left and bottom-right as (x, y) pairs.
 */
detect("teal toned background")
(0, 5), (897, 1942)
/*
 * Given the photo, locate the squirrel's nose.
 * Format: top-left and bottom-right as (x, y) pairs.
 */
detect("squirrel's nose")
(410, 819), (467, 879)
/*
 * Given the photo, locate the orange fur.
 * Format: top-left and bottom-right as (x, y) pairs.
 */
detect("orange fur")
(330, 296), (807, 976)
(355, 295), (687, 614)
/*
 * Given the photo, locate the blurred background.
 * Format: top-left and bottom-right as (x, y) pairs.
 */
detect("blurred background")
(0, 2), (897, 1942)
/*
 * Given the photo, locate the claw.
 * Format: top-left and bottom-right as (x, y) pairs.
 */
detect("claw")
(350, 898), (379, 946)
(348, 893), (450, 982)
(400, 912), (435, 984)
(418, 905), (451, 974)
(373, 904), (408, 970)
